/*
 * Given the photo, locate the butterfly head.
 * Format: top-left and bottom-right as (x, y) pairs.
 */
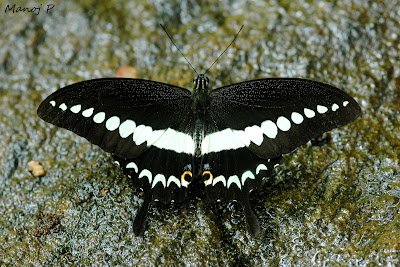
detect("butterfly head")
(193, 74), (210, 92)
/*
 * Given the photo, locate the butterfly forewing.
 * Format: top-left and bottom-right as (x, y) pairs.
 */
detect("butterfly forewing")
(206, 78), (361, 159)
(37, 78), (194, 159)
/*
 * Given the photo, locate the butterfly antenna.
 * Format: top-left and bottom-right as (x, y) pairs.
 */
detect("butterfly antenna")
(204, 24), (244, 75)
(160, 24), (199, 76)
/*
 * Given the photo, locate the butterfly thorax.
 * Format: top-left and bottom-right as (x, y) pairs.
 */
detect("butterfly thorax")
(192, 74), (211, 157)
(191, 74), (210, 117)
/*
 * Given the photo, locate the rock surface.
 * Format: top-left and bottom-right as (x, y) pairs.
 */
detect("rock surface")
(1, 0), (399, 265)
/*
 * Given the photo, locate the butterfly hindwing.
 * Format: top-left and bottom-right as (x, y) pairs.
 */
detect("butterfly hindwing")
(114, 147), (193, 204)
(113, 147), (194, 235)
(201, 146), (283, 236)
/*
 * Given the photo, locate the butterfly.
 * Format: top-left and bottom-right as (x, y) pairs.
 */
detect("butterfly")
(37, 26), (361, 237)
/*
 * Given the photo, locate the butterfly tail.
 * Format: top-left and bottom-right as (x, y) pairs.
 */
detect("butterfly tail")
(242, 191), (260, 237)
(132, 188), (152, 236)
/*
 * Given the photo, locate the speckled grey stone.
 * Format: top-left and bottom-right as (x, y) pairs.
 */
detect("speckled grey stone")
(1, 0), (399, 265)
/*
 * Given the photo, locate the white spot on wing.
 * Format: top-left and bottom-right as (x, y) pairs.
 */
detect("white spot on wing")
(147, 129), (165, 146)
(128, 125), (195, 154)
(181, 176), (190, 187)
(93, 112), (105, 123)
(119, 120), (136, 138)
(176, 133), (191, 154)
(205, 130), (225, 153)
(138, 169), (152, 184)
(304, 108), (315, 118)
(49, 100), (56, 107)
(82, 108), (94, 117)
(185, 135), (195, 154)
(156, 128), (177, 147)
(241, 170), (255, 185)
(106, 116), (120, 131)
(202, 128), (246, 154)
(256, 164), (268, 174)
(204, 176), (212, 186)
(212, 175), (226, 187)
(70, 104), (81, 113)
(167, 176), (181, 187)
(343, 101), (349, 107)
(59, 103), (67, 111)
(332, 103), (339, 111)
(291, 112), (304, 124)
(277, 116), (291, 131)
(126, 162), (138, 173)
(174, 132), (195, 154)
(132, 125), (145, 143)
(201, 135), (210, 154)
(152, 128), (194, 154)
(227, 175), (241, 189)
(152, 174), (166, 188)
(261, 120), (278, 139)
(244, 125), (264, 146)
(317, 105), (328, 114)
(221, 128), (245, 150)
(133, 125), (152, 145)
(232, 130), (251, 146)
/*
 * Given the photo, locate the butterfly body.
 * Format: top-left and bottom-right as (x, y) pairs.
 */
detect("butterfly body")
(37, 75), (361, 237)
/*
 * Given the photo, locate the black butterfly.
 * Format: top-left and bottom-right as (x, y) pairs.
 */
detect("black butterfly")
(38, 24), (361, 236)
(37, 73), (361, 236)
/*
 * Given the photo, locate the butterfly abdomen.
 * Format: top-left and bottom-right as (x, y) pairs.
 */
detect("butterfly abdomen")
(194, 119), (204, 158)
